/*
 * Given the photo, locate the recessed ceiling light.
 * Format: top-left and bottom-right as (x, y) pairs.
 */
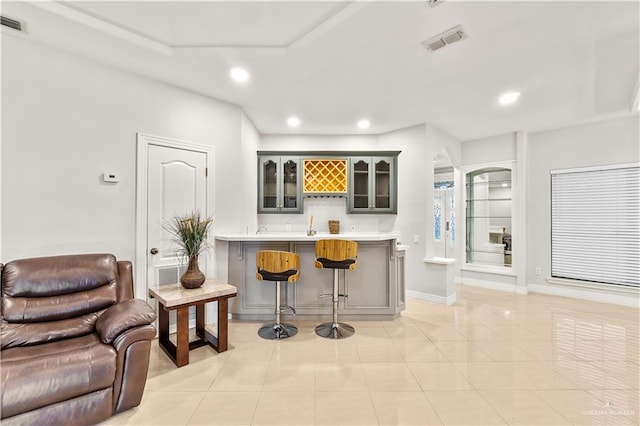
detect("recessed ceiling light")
(230, 67), (249, 83)
(357, 119), (370, 129)
(498, 92), (520, 105)
(287, 116), (300, 127)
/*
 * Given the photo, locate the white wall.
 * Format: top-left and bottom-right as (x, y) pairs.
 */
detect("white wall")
(261, 134), (379, 152)
(1, 35), (248, 265)
(462, 133), (516, 165)
(377, 124), (429, 294)
(526, 116), (639, 304)
(239, 112), (260, 235)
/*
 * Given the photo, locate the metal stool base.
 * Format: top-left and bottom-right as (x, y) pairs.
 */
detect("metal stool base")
(258, 323), (298, 340)
(315, 322), (355, 339)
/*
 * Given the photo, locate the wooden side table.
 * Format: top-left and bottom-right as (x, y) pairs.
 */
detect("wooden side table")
(148, 279), (237, 367)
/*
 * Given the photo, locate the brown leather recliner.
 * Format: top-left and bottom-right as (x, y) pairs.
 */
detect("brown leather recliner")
(0, 253), (157, 426)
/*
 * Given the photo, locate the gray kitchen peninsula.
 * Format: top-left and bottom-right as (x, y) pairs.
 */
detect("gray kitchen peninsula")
(215, 233), (406, 321)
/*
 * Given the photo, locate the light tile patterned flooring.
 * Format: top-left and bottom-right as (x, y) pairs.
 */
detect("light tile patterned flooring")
(105, 286), (639, 425)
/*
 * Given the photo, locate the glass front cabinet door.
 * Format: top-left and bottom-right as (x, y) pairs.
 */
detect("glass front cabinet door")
(349, 156), (396, 214)
(258, 156), (302, 214)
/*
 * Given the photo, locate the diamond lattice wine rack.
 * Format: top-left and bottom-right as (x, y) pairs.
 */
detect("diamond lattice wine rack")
(303, 159), (348, 194)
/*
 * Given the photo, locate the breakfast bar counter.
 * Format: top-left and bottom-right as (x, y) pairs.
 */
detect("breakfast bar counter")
(215, 233), (406, 321)
(216, 232), (401, 242)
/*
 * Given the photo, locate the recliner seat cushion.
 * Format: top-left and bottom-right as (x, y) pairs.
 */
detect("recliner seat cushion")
(0, 333), (116, 418)
(1, 311), (102, 349)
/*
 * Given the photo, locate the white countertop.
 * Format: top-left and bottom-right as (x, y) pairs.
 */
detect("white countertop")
(215, 232), (400, 242)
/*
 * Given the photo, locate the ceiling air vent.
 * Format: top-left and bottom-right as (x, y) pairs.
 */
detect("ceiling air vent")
(1, 16), (23, 32)
(421, 25), (467, 52)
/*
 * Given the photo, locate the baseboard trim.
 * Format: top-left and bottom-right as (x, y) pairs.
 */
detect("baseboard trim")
(455, 276), (637, 307)
(461, 277), (529, 295)
(407, 290), (456, 305)
(528, 283), (640, 308)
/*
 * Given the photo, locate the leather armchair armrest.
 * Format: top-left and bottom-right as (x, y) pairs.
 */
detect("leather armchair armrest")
(96, 299), (156, 344)
(111, 324), (156, 414)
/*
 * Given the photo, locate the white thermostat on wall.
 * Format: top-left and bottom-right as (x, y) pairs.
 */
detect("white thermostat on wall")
(103, 172), (120, 183)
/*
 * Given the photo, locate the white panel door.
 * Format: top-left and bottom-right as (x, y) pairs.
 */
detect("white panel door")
(147, 144), (208, 291)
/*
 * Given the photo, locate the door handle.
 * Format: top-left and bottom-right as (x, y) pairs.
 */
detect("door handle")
(150, 248), (159, 255)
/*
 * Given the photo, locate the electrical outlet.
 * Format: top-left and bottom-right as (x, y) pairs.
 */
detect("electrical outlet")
(413, 234), (420, 244)
(535, 267), (541, 275)
(285, 224), (292, 231)
(102, 172), (119, 183)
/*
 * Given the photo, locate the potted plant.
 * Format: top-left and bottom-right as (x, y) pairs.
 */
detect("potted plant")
(166, 210), (213, 289)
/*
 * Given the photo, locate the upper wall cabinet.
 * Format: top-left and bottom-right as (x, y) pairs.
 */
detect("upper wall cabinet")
(349, 156), (397, 214)
(258, 156), (302, 214)
(258, 151), (399, 215)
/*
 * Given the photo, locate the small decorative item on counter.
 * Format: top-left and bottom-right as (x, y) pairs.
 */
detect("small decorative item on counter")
(328, 220), (340, 234)
(165, 210), (213, 289)
(307, 215), (316, 236)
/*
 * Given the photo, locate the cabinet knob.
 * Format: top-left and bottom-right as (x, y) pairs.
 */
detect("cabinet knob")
(150, 247), (159, 255)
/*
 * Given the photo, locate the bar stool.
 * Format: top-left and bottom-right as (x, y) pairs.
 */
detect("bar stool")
(256, 250), (299, 340)
(314, 239), (358, 339)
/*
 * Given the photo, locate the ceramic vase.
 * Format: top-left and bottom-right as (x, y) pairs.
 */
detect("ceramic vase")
(180, 255), (205, 289)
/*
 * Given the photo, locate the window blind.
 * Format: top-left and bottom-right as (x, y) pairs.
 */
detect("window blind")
(551, 164), (639, 288)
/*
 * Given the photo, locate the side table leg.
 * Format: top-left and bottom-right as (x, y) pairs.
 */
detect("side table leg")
(196, 303), (205, 338)
(176, 306), (190, 367)
(217, 298), (229, 352)
(158, 305), (171, 350)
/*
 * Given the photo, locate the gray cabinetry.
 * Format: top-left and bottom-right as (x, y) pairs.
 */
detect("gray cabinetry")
(227, 241), (291, 316)
(290, 242), (334, 309)
(291, 241), (394, 315)
(225, 239), (404, 320)
(342, 242), (392, 312)
(349, 156), (397, 214)
(258, 156), (302, 214)
(257, 151), (399, 215)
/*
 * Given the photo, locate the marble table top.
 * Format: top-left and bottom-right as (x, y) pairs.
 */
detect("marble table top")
(148, 278), (237, 308)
